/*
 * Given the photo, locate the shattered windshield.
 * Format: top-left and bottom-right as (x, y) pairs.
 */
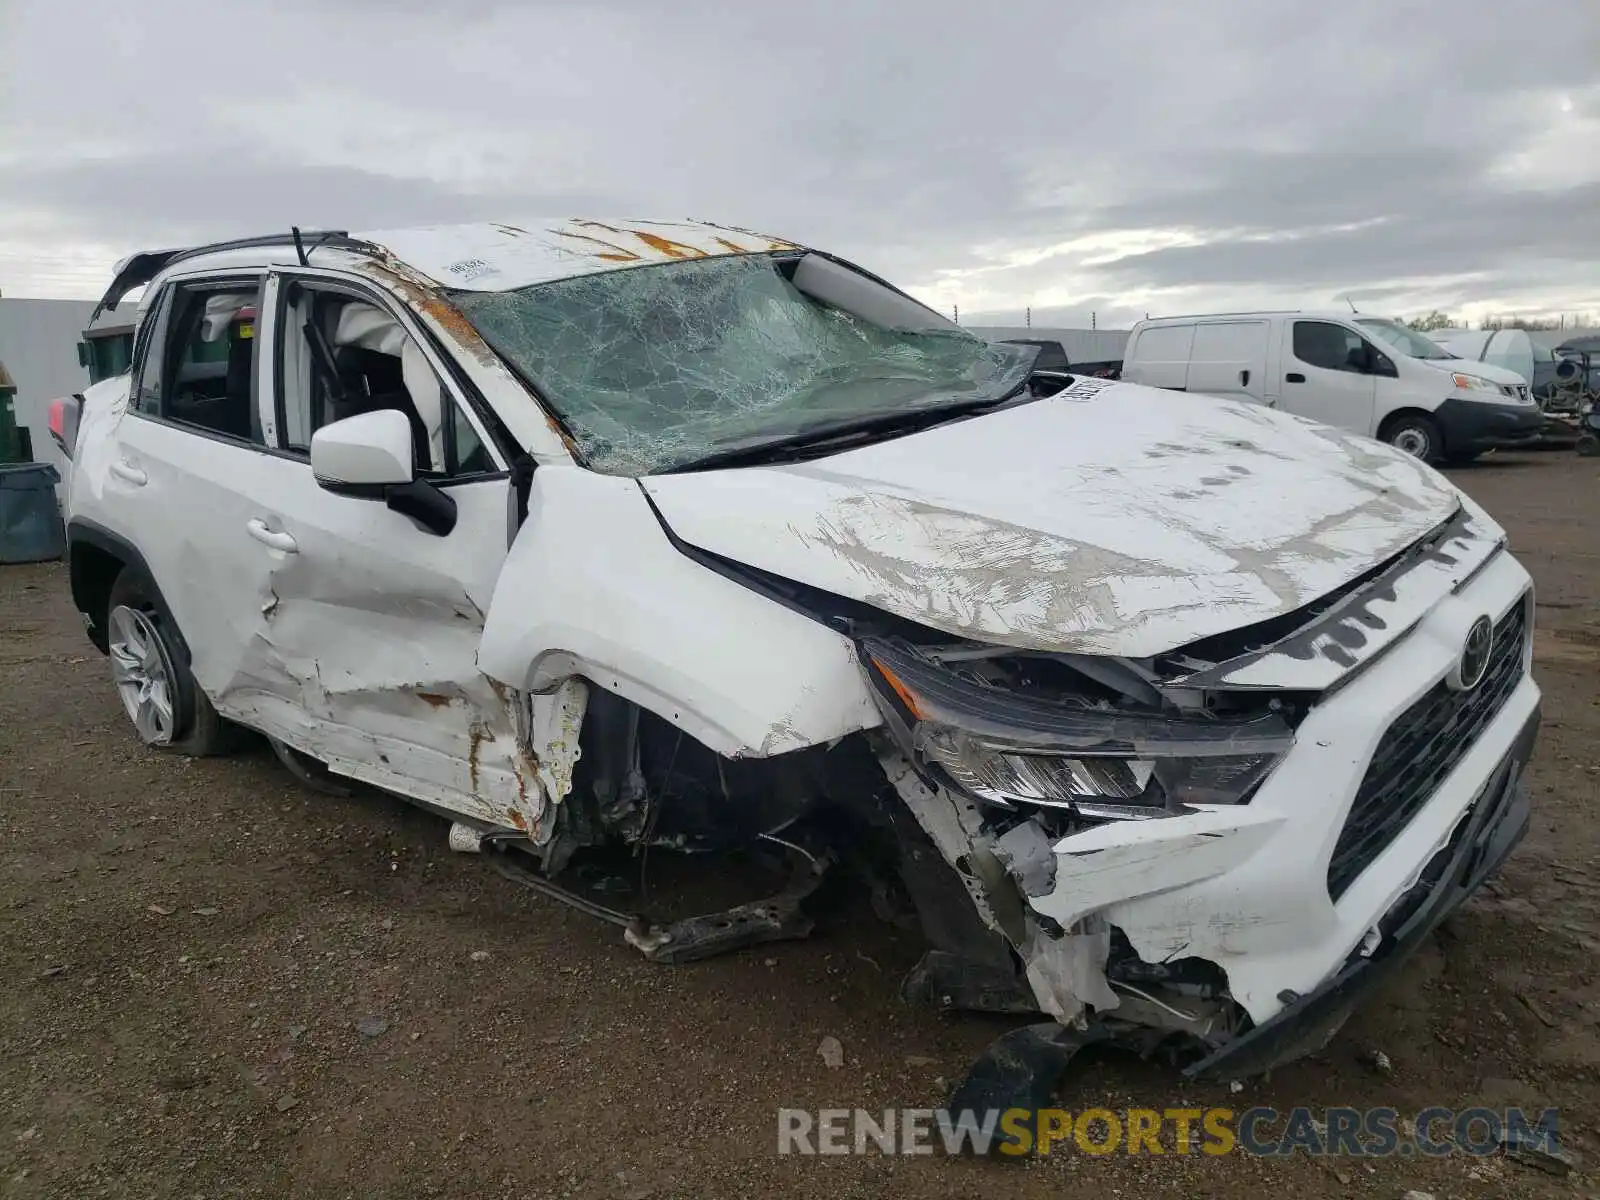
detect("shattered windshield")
(450, 254), (1036, 475)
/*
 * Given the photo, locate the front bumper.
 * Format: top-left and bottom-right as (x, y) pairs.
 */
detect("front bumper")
(1021, 541), (1539, 1055)
(1435, 396), (1545, 453)
(1185, 704), (1536, 1078)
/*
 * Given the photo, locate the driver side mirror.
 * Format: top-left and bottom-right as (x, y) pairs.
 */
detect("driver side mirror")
(311, 409), (415, 488)
(310, 409), (457, 537)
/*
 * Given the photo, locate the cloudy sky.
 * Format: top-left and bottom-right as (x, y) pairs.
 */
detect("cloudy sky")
(2, 0), (1596, 328)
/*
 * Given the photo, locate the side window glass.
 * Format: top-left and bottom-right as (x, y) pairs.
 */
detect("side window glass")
(280, 286), (493, 477)
(1292, 321), (1368, 374)
(161, 284), (265, 443)
(451, 402), (491, 474)
(131, 290), (172, 415)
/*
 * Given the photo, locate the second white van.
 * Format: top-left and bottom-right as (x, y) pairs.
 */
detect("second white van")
(1122, 311), (1544, 463)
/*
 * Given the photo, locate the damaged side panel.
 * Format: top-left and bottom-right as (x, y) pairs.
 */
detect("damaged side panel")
(194, 453), (578, 835)
(107, 380), (880, 847)
(478, 468), (882, 760)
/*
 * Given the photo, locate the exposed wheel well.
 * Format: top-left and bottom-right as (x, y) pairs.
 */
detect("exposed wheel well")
(68, 538), (126, 654)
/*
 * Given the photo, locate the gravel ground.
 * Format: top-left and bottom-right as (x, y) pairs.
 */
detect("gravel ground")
(2, 452), (1598, 1199)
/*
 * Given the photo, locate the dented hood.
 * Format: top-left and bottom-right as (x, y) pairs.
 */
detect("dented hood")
(639, 380), (1462, 658)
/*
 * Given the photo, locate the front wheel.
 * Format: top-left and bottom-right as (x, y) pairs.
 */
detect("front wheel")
(106, 567), (236, 755)
(1382, 414), (1443, 463)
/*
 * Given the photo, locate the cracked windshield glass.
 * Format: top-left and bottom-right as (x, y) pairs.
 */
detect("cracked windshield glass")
(451, 253), (1036, 475)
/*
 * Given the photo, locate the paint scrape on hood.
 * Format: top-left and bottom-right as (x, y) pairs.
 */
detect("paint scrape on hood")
(640, 382), (1462, 658)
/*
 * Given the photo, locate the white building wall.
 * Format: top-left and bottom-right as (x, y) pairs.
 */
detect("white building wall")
(964, 325), (1130, 363)
(0, 297), (98, 486)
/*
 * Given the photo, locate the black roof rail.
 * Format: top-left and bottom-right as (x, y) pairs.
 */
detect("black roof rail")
(90, 229), (384, 322)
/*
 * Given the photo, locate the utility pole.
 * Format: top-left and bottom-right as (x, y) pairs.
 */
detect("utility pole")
(1025, 306), (1031, 329)
(1091, 311), (1096, 330)
(953, 303), (959, 324)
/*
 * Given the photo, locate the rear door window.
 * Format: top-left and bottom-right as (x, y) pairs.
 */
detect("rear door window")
(131, 280), (266, 444)
(130, 290), (173, 416)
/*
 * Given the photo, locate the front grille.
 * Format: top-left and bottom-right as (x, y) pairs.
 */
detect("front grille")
(1326, 595), (1529, 901)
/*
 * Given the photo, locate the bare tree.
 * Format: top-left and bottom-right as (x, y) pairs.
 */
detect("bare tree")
(1481, 315), (1558, 331)
(1406, 310), (1454, 331)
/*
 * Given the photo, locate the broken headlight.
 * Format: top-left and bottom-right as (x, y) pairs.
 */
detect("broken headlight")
(917, 726), (1283, 819)
(865, 641), (1293, 821)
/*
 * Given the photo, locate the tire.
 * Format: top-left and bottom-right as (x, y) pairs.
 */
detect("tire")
(105, 566), (236, 756)
(1382, 414), (1444, 464)
(1579, 434), (1599, 458)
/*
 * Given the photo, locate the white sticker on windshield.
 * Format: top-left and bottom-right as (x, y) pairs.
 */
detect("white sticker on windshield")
(1056, 376), (1116, 402)
(447, 258), (498, 283)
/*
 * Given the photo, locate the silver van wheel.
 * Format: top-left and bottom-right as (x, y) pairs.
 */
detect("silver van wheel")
(1391, 426), (1432, 458)
(108, 605), (177, 745)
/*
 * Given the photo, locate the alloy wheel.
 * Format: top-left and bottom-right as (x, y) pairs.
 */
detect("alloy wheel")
(108, 605), (177, 745)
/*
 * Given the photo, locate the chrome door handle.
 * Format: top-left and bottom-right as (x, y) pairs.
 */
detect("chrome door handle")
(245, 518), (298, 553)
(110, 461), (147, 486)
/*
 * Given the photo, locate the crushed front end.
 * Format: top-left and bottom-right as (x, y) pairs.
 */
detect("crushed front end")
(859, 501), (1541, 1078)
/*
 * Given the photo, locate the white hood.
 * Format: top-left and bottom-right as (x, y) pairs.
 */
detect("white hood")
(1422, 356), (1528, 388)
(640, 381), (1461, 659)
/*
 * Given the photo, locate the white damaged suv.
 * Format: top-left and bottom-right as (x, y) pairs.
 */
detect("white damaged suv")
(54, 220), (1540, 1085)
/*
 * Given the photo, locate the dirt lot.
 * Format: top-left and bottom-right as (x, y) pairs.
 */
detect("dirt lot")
(2, 453), (1598, 1199)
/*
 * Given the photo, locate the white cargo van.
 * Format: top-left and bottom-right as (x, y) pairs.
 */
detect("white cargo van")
(1122, 312), (1543, 463)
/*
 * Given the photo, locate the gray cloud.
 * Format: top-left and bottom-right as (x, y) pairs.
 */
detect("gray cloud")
(0, 151), (609, 243)
(1, 0), (1597, 322)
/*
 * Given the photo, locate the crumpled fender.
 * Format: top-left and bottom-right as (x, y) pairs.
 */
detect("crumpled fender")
(476, 467), (882, 758)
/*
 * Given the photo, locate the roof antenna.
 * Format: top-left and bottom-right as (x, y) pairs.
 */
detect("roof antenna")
(291, 226), (309, 267)
(1345, 295), (1358, 313)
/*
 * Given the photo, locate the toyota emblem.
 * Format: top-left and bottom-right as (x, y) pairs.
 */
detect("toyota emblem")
(1449, 615), (1495, 692)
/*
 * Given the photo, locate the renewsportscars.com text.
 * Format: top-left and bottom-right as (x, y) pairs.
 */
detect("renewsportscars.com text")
(777, 1105), (1561, 1158)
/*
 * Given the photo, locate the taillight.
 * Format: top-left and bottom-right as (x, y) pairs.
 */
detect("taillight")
(48, 396), (81, 459)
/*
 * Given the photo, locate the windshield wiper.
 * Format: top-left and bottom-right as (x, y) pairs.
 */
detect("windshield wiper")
(660, 383), (1033, 474)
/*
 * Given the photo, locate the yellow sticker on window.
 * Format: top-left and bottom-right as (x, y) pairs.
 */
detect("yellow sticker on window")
(238, 323), (254, 339)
